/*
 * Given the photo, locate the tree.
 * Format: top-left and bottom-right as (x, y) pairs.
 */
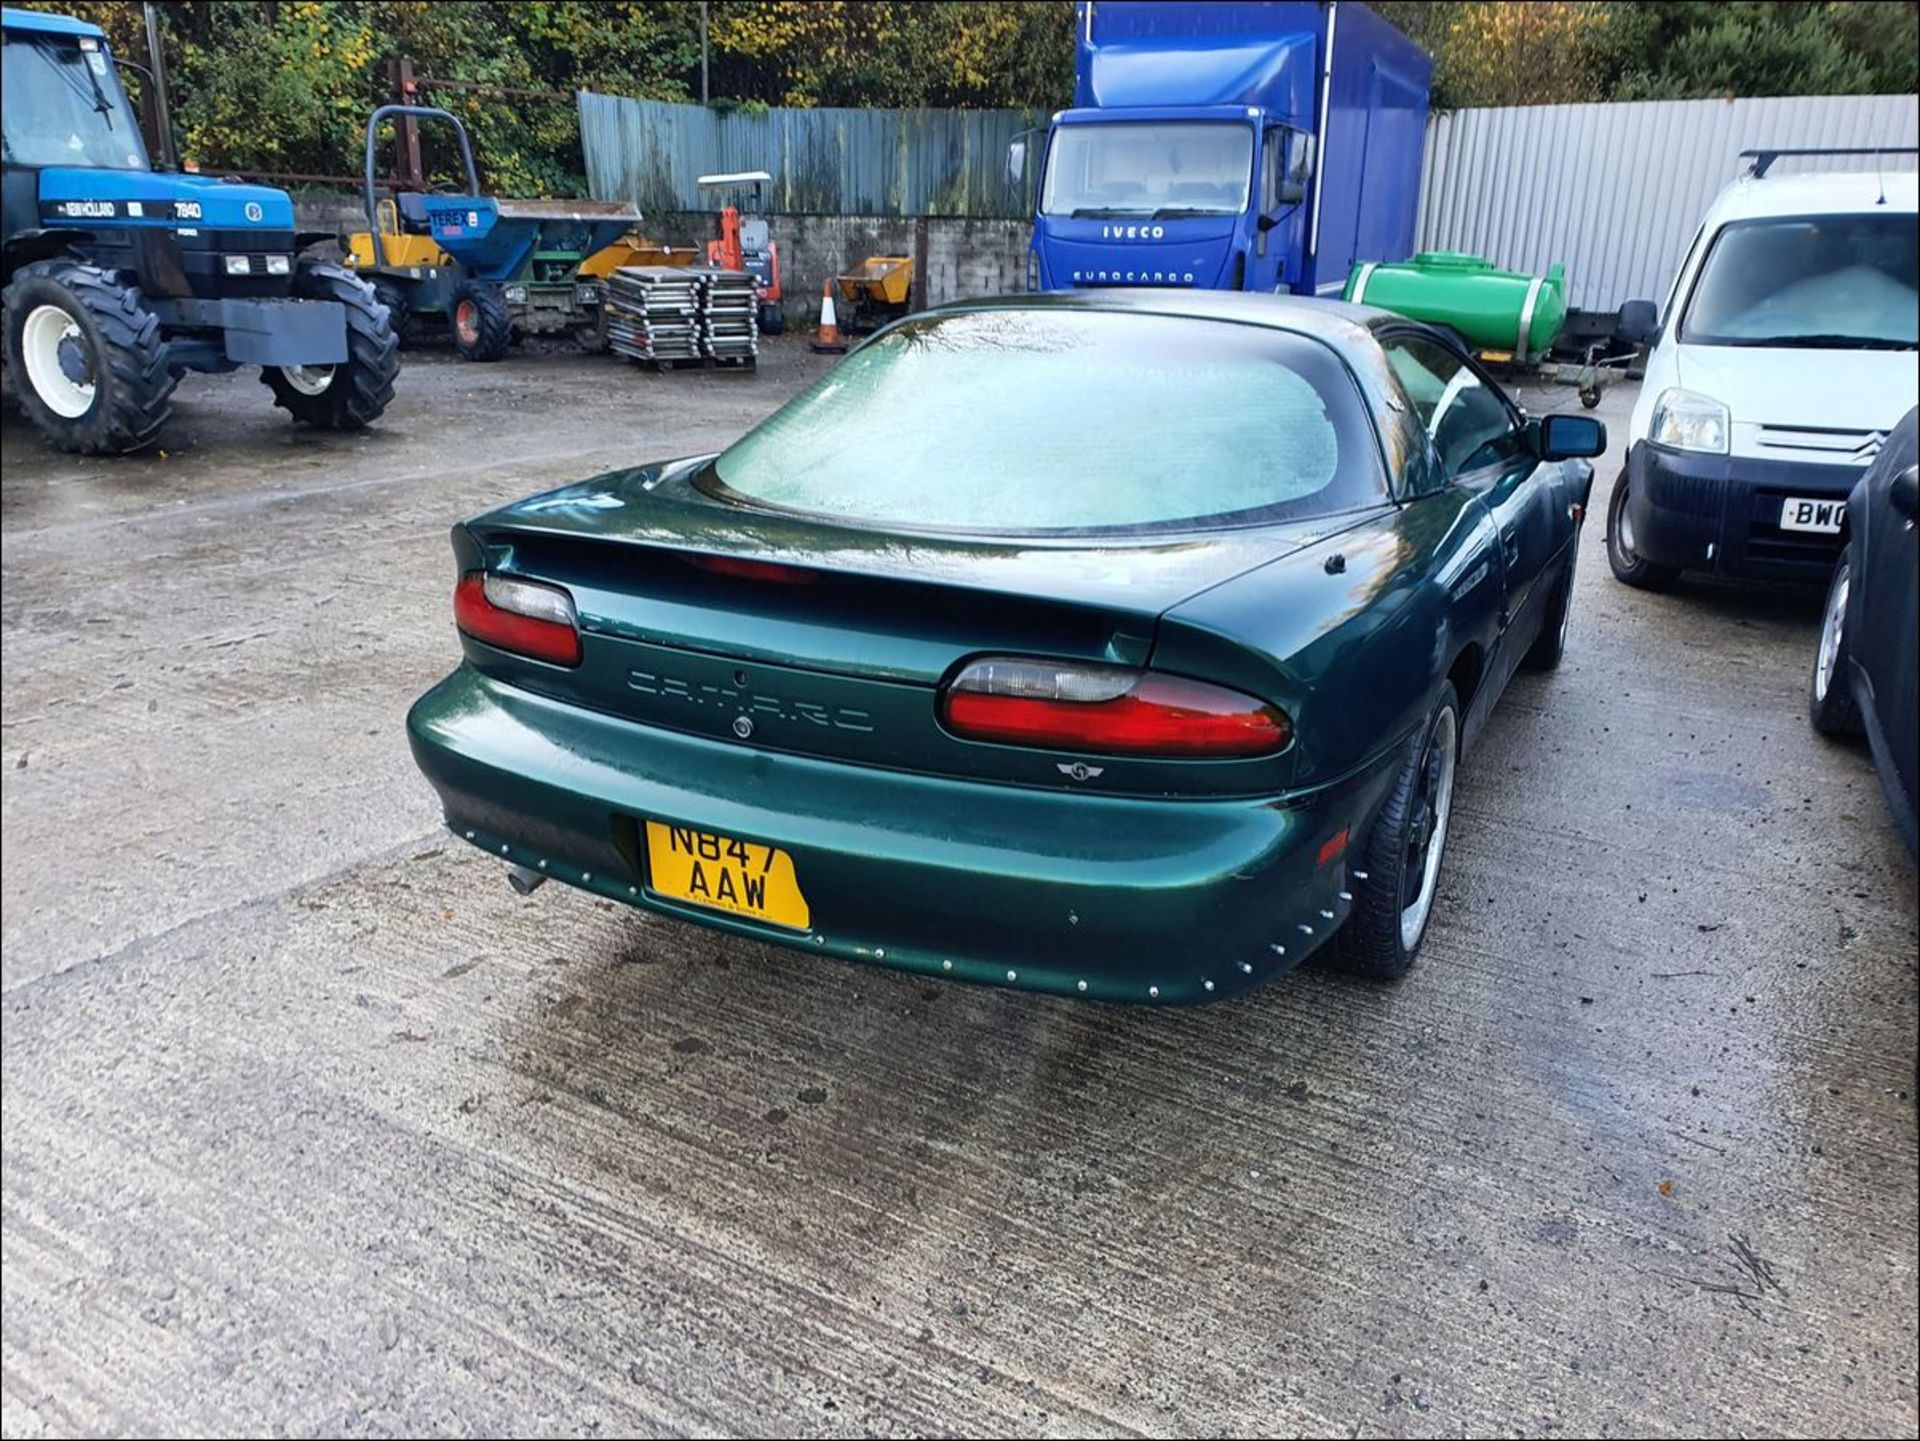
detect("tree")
(1433, 1), (1613, 108)
(1605, 1), (1919, 101)
(705, 1), (1072, 109)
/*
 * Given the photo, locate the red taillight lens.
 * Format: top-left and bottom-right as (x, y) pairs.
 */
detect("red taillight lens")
(939, 657), (1290, 759)
(454, 571), (582, 667)
(683, 554), (817, 586)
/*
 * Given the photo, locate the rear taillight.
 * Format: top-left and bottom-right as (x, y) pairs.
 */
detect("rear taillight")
(454, 571), (582, 667)
(939, 657), (1289, 759)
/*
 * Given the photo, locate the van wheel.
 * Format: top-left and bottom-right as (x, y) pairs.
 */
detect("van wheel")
(1606, 470), (1680, 591)
(1328, 682), (1460, 980)
(2, 259), (175, 454)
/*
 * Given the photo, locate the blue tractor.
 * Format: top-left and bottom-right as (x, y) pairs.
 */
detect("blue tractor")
(1, 6), (399, 453)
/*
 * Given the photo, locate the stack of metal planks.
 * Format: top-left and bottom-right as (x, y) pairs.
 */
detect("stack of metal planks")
(604, 267), (704, 364)
(695, 268), (760, 366)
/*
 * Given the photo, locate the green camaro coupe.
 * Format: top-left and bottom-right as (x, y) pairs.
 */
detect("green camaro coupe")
(408, 291), (1603, 1003)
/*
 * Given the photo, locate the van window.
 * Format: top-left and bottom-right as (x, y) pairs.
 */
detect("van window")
(1680, 214), (1918, 348)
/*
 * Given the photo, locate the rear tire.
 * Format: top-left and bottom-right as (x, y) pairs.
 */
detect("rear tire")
(1606, 468), (1680, 591)
(2, 259), (175, 454)
(1809, 545), (1863, 737)
(1328, 683), (1461, 981)
(451, 282), (511, 361)
(262, 262), (399, 430)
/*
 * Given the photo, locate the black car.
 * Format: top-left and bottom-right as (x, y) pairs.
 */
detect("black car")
(1810, 407), (1918, 857)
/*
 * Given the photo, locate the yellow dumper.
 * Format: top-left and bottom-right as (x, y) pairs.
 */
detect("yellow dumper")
(834, 256), (913, 332)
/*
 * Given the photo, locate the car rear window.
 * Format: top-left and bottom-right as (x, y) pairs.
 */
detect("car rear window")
(705, 308), (1386, 534)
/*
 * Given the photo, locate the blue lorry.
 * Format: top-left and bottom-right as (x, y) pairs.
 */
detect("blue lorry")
(1014, 1), (1430, 297)
(2, 6), (398, 453)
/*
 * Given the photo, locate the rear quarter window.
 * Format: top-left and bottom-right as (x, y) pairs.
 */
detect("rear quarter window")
(706, 308), (1388, 535)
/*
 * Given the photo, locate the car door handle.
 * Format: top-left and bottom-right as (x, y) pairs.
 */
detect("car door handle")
(1500, 526), (1521, 564)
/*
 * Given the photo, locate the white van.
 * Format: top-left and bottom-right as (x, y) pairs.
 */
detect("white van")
(1606, 152), (1918, 589)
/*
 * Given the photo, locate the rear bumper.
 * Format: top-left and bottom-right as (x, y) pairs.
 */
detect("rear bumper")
(406, 666), (1394, 1004)
(1625, 442), (1858, 583)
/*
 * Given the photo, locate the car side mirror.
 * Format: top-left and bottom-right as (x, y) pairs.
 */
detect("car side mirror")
(1892, 464), (1919, 520)
(1006, 139), (1026, 189)
(1536, 413), (1607, 461)
(1616, 299), (1659, 348)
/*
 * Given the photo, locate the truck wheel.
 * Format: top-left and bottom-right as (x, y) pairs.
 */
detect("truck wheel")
(450, 282), (511, 361)
(1326, 682), (1461, 980)
(1605, 470), (1680, 591)
(2, 259), (175, 454)
(370, 278), (413, 347)
(1809, 545), (1863, 737)
(262, 262), (399, 429)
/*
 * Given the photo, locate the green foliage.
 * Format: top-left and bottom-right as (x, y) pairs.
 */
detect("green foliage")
(6, 1), (1913, 188)
(1605, 1), (1919, 101)
(706, 1), (1073, 109)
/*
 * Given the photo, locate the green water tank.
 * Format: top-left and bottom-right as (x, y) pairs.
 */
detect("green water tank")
(1344, 251), (1569, 361)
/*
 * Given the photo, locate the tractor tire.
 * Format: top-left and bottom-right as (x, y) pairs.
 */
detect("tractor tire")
(450, 282), (512, 362)
(262, 262), (400, 430)
(2, 258), (175, 455)
(370, 277), (413, 347)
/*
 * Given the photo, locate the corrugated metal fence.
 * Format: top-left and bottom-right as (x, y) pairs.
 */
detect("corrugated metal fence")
(578, 92), (1043, 218)
(1416, 95), (1919, 314)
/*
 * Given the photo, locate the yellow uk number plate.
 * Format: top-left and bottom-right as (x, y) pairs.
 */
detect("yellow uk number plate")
(644, 820), (811, 931)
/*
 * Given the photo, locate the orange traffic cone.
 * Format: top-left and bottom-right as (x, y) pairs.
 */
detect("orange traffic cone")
(811, 280), (848, 354)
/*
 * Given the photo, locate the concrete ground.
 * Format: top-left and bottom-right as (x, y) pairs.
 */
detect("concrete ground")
(2, 339), (1914, 1438)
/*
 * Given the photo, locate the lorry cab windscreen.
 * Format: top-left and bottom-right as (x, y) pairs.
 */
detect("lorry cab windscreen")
(1041, 122), (1254, 219)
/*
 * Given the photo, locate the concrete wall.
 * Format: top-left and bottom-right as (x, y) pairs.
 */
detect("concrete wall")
(643, 211), (1029, 319)
(293, 197), (1029, 323)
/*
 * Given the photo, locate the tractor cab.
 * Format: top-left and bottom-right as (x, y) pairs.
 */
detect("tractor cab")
(697, 170), (784, 334)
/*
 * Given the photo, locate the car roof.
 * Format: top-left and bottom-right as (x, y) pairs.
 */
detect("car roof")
(921, 288), (1401, 347)
(1704, 168), (1918, 224)
(2, 6), (106, 39)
